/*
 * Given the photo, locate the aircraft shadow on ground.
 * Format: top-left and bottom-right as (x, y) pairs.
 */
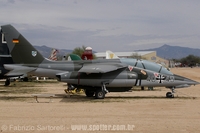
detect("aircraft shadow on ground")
(0, 93), (196, 102)
(58, 94), (196, 103)
(0, 96), (31, 101)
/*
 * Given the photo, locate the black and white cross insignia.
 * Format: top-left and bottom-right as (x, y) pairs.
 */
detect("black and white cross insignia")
(156, 75), (165, 83)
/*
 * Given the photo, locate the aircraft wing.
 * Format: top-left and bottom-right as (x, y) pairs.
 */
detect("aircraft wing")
(4, 64), (36, 76)
(78, 63), (127, 73)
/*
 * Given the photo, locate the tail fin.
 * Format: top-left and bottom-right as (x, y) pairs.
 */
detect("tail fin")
(68, 54), (82, 61)
(1, 24), (46, 64)
(0, 31), (10, 55)
(49, 48), (58, 61)
(106, 50), (119, 59)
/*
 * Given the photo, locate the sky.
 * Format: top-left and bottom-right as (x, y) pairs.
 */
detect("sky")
(0, 0), (200, 52)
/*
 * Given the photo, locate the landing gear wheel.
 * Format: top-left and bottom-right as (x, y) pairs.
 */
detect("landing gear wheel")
(4, 79), (10, 86)
(166, 92), (174, 98)
(85, 90), (95, 97)
(95, 89), (105, 99)
(23, 77), (28, 82)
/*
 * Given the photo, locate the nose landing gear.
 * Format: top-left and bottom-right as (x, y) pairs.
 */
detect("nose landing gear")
(166, 87), (175, 98)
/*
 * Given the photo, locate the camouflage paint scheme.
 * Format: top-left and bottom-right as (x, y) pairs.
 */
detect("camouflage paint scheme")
(1, 25), (198, 99)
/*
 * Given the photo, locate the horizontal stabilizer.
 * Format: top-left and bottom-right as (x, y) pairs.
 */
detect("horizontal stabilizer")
(4, 64), (36, 76)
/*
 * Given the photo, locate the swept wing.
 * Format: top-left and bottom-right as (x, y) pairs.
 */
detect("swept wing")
(78, 63), (127, 73)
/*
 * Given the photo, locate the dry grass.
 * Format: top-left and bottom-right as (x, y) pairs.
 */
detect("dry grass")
(0, 68), (200, 133)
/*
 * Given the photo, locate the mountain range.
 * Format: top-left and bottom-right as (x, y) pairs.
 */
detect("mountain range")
(34, 45), (72, 58)
(141, 44), (200, 59)
(34, 44), (200, 59)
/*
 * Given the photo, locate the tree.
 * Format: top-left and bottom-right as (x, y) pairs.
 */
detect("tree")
(66, 45), (96, 60)
(180, 55), (200, 67)
(131, 53), (146, 60)
(72, 46), (86, 57)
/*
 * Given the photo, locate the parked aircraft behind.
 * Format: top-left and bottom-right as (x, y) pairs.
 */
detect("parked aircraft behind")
(49, 48), (58, 61)
(67, 54), (82, 61)
(0, 31), (18, 85)
(106, 50), (119, 59)
(1, 24), (199, 99)
(0, 32), (60, 85)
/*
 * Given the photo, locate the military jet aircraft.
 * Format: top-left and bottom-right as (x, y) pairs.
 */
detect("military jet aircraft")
(0, 31), (17, 85)
(49, 48), (59, 61)
(106, 50), (119, 59)
(1, 24), (199, 99)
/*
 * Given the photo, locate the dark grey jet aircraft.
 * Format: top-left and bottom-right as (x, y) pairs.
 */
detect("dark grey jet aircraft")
(1, 24), (199, 99)
(0, 31), (16, 85)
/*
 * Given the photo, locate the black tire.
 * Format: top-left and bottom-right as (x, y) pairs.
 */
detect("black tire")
(141, 86), (145, 90)
(166, 92), (174, 98)
(4, 79), (10, 86)
(85, 90), (95, 97)
(23, 77), (29, 82)
(95, 89), (105, 99)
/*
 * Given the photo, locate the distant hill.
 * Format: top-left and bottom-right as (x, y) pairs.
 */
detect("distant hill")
(34, 45), (72, 58)
(34, 45), (97, 58)
(141, 44), (200, 59)
(34, 44), (200, 60)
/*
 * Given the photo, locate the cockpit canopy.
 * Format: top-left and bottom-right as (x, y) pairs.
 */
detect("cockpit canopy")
(121, 58), (173, 75)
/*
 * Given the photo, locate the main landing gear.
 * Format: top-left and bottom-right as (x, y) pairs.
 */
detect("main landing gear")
(95, 83), (109, 99)
(85, 90), (95, 97)
(166, 87), (175, 98)
(93, 89), (105, 99)
(85, 83), (109, 99)
(85, 89), (106, 99)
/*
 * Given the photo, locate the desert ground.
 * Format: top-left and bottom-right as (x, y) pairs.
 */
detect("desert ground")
(0, 67), (200, 133)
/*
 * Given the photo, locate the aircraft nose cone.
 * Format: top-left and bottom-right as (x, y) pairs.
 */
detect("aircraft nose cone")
(174, 74), (199, 85)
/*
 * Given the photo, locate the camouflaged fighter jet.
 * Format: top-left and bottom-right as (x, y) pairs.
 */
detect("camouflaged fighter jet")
(1, 24), (199, 99)
(0, 31), (18, 86)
